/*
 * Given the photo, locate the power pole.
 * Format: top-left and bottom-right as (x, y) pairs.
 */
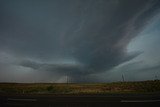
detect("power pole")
(155, 75), (158, 80)
(66, 75), (68, 84)
(122, 74), (125, 82)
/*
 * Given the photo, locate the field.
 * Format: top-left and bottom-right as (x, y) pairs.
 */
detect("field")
(0, 80), (160, 94)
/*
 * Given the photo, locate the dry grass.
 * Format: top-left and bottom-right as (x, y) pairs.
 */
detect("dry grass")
(0, 80), (160, 94)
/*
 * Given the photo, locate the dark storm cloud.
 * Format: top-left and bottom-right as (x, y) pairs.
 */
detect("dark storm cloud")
(20, 60), (84, 75)
(0, 0), (160, 82)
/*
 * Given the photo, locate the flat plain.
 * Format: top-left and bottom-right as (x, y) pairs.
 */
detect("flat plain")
(0, 80), (160, 94)
(0, 80), (160, 107)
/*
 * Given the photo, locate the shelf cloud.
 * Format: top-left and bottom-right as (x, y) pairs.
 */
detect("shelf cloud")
(0, 0), (160, 82)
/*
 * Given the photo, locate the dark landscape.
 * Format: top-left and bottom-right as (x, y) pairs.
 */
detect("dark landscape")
(1, 0), (160, 107)
(0, 80), (160, 107)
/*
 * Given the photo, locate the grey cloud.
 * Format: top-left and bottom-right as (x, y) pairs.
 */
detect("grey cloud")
(0, 0), (160, 82)
(20, 60), (84, 75)
(134, 64), (160, 73)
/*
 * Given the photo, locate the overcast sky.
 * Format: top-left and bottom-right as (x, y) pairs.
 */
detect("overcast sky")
(0, 0), (160, 83)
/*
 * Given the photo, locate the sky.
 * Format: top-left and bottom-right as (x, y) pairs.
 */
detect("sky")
(0, 0), (160, 83)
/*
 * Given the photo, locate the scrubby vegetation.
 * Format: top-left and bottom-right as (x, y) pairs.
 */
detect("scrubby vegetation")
(0, 80), (160, 94)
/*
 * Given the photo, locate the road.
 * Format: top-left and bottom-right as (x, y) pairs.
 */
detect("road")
(0, 93), (160, 107)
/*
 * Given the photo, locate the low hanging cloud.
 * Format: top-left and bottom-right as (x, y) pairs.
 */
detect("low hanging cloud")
(0, 0), (160, 82)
